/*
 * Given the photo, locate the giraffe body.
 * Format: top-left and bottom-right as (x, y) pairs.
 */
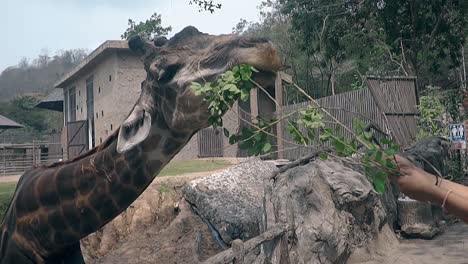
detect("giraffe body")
(0, 26), (281, 263)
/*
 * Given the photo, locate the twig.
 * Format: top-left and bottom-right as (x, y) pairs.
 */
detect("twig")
(270, 147), (334, 180)
(289, 82), (372, 149)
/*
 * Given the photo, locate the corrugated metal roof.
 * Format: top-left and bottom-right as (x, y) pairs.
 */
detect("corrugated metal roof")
(0, 115), (24, 129)
(35, 89), (64, 112)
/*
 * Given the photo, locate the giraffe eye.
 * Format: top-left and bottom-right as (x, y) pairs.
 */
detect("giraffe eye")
(158, 64), (180, 83)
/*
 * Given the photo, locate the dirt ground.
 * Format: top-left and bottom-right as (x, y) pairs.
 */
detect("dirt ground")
(81, 171), (226, 264)
(394, 222), (468, 264)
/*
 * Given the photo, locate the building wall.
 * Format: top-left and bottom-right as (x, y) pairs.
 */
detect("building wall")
(63, 49), (240, 160)
(94, 51), (146, 145)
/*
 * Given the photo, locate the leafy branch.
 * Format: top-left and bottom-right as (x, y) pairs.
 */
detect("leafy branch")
(191, 65), (401, 193)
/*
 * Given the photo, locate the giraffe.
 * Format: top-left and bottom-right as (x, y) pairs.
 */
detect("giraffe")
(0, 26), (281, 264)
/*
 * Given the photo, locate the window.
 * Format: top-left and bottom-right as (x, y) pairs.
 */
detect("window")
(101, 110), (104, 117)
(78, 91), (80, 96)
(100, 138), (102, 144)
(98, 87), (101, 93)
(109, 75), (112, 82)
(96, 112), (99, 119)
(68, 87), (76, 122)
(110, 124), (113, 130)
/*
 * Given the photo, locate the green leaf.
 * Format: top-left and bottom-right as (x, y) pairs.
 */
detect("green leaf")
(384, 149), (396, 156)
(381, 138), (392, 145)
(364, 131), (373, 140)
(373, 180), (386, 193)
(262, 143), (272, 153)
(319, 134), (331, 142)
(240, 90), (249, 101)
(333, 139), (346, 152)
(229, 135), (238, 144)
(375, 150), (383, 163)
(223, 128), (230, 138)
(319, 153), (329, 160)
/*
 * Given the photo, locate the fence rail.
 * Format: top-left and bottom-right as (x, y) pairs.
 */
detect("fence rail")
(203, 224), (289, 264)
(0, 141), (64, 176)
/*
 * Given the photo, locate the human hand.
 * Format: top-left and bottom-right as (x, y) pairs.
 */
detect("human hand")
(391, 155), (438, 203)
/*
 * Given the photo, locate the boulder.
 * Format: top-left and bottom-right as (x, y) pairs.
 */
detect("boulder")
(403, 136), (451, 176)
(183, 158), (277, 245)
(261, 158), (398, 264)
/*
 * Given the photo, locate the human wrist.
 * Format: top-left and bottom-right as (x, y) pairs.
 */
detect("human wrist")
(429, 186), (449, 206)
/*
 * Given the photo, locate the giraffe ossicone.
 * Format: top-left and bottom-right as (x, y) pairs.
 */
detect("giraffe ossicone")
(0, 26), (281, 263)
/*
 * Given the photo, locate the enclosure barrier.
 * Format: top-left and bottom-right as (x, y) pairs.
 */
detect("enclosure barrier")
(203, 224), (289, 264)
(0, 141), (64, 176)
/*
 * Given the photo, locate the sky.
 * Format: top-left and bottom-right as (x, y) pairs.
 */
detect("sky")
(0, 0), (263, 72)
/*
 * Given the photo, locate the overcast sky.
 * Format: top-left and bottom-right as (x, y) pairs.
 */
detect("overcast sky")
(0, 0), (262, 73)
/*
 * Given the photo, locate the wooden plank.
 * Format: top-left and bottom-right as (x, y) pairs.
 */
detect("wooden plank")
(203, 224), (288, 264)
(275, 74), (284, 159)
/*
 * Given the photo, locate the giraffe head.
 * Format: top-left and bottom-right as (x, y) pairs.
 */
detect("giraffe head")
(117, 26), (281, 153)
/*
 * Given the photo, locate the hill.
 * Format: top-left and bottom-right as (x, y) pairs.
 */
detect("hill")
(0, 49), (87, 102)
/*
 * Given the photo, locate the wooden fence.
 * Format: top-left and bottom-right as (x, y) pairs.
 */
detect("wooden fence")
(198, 128), (224, 158)
(0, 141), (64, 176)
(203, 224), (289, 264)
(278, 76), (418, 160)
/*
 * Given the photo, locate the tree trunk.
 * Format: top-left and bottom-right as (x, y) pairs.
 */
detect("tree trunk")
(397, 198), (439, 239)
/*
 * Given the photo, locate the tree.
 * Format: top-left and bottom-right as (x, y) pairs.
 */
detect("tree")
(121, 13), (172, 40)
(349, 0), (466, 82)
(189, 0), (222, 13)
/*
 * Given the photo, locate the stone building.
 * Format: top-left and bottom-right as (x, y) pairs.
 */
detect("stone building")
(55, 40), (240, 160)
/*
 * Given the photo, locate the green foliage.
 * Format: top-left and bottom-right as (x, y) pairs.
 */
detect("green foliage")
(234, 0), (466, 99)
(121, 13), (172, 40)
(189, 0), (222, 13)
(287, 107), (325, 145)
(191, 64), (256, 127)
(0, 49), (87, 103)
(0, 96), (62, 133)
(230, 120), (273, 156)
(417, 90), (446, 138)
(193, 64), (400, 193)
(315, 119), (400, 193)
(417, 86), (462, 139)
(351, 0), (466, 76)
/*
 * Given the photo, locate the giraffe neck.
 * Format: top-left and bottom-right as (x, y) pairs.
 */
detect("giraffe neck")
(78, 113), (193, 230)
(14, 113), (195, 257)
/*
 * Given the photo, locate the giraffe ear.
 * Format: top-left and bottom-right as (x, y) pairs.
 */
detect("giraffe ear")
(116, 108), (152, 153)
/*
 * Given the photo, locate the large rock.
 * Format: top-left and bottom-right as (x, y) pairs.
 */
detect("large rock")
(183, 159), (277, 245)
(261, 159), (398, 264)
(403, 136), (451, 176)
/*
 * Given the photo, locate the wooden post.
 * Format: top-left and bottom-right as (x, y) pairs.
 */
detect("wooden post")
(250, 88), (259, 123)
(2, 147), (5, 176)
(32, 140), (36, 167)
(275, 73), (284, 159)
(232, 239), (244, 264)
